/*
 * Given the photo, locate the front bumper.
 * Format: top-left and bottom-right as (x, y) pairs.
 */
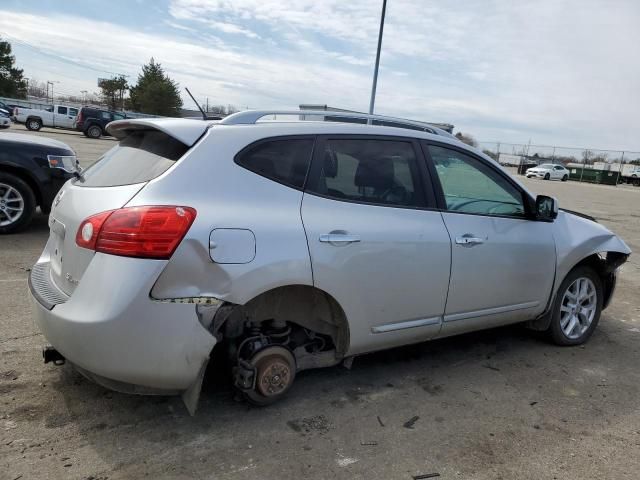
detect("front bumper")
(29, 253), (217, 392)
(0, 117), (10, 128)
(526, 171), (546, 178)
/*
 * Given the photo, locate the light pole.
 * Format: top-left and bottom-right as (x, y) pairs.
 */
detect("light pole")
(368, 0), (388, 115)
(47, 81), (59, 104)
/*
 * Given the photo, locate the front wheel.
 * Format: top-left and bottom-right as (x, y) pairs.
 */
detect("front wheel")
(544, 173), (550, 180)
(0, 173), (36, 234)
(547, 266), (603, 346)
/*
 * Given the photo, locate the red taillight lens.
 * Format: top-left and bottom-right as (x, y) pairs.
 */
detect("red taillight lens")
(76, 111), (83, 124)
(75, 206), (196, 259)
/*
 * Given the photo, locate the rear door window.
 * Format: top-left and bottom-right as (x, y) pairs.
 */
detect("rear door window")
(77, 129), (188, 187)
(101, 111), (113, 121)
(307, 138), (425, 208)
(68, 108), (78, 116)
(235, 137), (314, 189)
(57, 106), (68, 115)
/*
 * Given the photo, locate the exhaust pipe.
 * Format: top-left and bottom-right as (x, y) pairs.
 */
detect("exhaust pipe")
(43, 346), (65, 365)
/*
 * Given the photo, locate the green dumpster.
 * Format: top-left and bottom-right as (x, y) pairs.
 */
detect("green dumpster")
(568, 167), (619, 185)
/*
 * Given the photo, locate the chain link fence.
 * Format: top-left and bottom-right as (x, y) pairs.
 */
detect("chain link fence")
(478, 142), (640, 186)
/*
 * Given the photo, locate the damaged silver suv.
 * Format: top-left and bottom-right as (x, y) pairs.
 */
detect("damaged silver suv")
(29, 111), (631, 414)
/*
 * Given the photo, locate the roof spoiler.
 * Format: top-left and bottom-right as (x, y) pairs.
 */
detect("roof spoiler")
(107, 118), (210, 147)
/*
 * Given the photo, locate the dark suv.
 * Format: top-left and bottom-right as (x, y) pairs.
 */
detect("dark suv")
(0, 133), (78, 233)
(74, 107), (126, 139)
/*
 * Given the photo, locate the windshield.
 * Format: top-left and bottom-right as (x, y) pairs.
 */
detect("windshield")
(76, 129), (188, 187)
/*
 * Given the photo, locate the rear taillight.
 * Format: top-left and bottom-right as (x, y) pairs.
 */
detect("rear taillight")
(75, 206), (196, 259)
(76, 110), (83, 125)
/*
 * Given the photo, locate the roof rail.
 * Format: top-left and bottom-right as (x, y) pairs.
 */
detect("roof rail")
(219, 110), (455, 138)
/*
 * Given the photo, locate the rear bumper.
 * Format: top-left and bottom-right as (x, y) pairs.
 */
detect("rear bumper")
(29, 253), (217, 392)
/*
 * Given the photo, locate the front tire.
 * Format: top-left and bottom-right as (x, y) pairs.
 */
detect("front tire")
(86, 125), (102, 139)
(544, 173), (550, 180)
(547, 266), (603, 346)
(0, 173), (36, 234)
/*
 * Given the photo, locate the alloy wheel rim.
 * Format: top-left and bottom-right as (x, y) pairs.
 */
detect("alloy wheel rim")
(560, 277), (597, 339)
(29, 120), (39, 129)
(0, 182), (25, 226)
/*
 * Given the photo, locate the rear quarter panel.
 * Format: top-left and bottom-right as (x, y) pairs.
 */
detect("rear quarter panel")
(130, 127), (314, 304)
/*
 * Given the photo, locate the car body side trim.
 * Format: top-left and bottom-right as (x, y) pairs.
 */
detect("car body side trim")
(444, 301), (540, 323)
(371, 316), (441, 333)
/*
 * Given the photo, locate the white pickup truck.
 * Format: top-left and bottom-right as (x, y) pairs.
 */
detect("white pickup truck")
(13, 105), (78, 132)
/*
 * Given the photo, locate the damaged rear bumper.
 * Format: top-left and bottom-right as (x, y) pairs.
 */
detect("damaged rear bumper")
(29, 253), (217, 412)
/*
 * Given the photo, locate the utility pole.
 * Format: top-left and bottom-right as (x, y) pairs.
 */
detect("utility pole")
(368, 0), (387, 115)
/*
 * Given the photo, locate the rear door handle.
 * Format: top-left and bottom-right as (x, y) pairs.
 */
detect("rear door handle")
(319, 233), (361, 244)
(455, 234), (485, 246)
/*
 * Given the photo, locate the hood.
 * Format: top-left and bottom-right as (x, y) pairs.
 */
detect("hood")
(559, 208), (596, 223)
(0, 132), (74, 151)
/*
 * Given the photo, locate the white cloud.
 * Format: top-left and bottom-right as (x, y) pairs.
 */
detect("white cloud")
(1, 1), (639, 150)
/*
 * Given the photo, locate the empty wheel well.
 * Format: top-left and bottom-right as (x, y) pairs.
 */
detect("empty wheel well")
(212, 285), (350, 357)
(0, 166), (42, 207)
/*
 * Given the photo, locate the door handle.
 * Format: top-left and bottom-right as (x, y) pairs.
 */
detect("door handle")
(455, 234), (485, 246)
(319, 233), (361, 244)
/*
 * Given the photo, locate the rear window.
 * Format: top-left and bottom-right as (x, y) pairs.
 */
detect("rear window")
(77, 130), (188, 187)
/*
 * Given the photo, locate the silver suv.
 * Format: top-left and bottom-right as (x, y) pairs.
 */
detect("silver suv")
(29, 111), (631, 413)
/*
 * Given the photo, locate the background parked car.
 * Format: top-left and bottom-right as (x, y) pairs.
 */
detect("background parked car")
(74, 106), (126, 138)
(0, 110), (11, 129)
(13, 104), (78, 131)
(0, 101), (11, 116)
(0, 132), (78, 233)
(526, 163), (570, 181)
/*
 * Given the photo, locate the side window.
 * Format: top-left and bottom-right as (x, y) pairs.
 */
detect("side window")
(554, 165), (563, 170)
(68, 108), (78, 116)
(428, 145), (525, 217)
(101, 111), (112, 121)
(235, 138), (314, 189)
(57, 106), (68, 115)
(113, 113), (125, 120)
(308, 139), (423, 208)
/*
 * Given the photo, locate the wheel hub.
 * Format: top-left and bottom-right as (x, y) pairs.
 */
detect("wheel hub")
(257, 357), (292, 397)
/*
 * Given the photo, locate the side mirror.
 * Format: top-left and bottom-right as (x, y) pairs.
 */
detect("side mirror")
(535, 195), (558, 221)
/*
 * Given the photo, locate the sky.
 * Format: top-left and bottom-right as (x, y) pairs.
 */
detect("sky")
(0, 0), (639, 151)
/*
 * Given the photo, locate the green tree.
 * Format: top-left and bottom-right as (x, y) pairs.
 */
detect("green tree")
(128, 58), (182, 116)
(99, 75), (128, 111)
(0, 37), (27, 98)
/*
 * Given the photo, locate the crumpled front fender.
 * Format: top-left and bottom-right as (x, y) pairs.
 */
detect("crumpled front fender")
(553, 211), (631, 285)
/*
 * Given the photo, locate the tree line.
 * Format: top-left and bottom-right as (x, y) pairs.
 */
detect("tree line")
(0, 36), (237, 117)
